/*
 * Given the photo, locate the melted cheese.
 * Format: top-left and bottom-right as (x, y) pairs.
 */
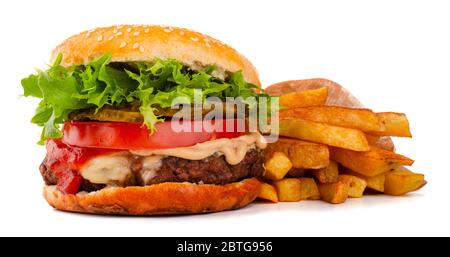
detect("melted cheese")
(130, 132), (267, 165)
(140, 156), (163, 184)
(80, 154), (131, 184)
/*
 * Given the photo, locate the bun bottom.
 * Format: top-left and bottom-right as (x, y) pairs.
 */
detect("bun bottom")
(43, 178), (261, 215)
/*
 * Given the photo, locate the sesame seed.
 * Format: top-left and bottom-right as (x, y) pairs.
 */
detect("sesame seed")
(126, 27), (132, 32)
(143, 25), (148, 28)
(179, 31), (185, 36)
(117, 25), (123, 29)
(205, 42), (211, 48)
(139, 45), (145, 52)
(190, 37), (199, 42)
(144, 28), (150, 33)
(164, 27), (173, 33)
(133, 31), (140, 36)
(113, 28), (118, 34)
(108, 35), (114, 41)
(97, 35), (103, 41)
(119, 42), (127, 48)
(133, 43), (139, 49)
(116, 32), (123, 36)
(86, 32), (91, 37)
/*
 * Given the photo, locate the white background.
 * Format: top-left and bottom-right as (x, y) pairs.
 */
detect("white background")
(1, 0), (449, 236)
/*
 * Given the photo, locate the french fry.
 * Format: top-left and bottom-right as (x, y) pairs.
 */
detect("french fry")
(279, 118), (370, 151)
(343, 169), (386, 192)
(338, 175), (367, 198)
(258, 182), (279, 202)
(365, 134), (381, 145)
(279, 87), (328, 108)
(369, 112), (412, 137)
(265, 137), (329, 169)
(280, 106), (384, 132)
(330, 146), (414, 177)
(384, 168), (426, 196)
(288, 168), (307, 177)
(318, 181), (349, 204)
(365, 134), (395, 151)
(273, 178), (302, 202)
(263, 152), (292, 180)
(312, 160), (339, 183)
(299, 178), (321, 200)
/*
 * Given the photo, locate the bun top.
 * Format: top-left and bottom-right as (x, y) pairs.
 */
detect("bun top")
(51, 25), (260, 86)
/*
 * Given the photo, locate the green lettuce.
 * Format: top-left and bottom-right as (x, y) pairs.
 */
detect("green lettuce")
(21, 53), (268, 144)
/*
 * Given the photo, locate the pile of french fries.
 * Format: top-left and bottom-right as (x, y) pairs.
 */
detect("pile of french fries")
(259, 87), (426, 204)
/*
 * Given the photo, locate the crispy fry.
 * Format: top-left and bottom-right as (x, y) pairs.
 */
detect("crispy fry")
(258, 182), (279, 202)
(280, 106), (384, 132)
(265, 79), (364, 108)
(384, 167), (426, 196)
(318, 181), (349, 204)
(279, 118), (370, 151)
(330, 146), (414, 177)
(279, 87), (328, 108)
(265, 137), (329, 169)
(273, 178), (302, 202)
(369, 112), (412, 137)
(312, 160), (339, 183)
(365, 134), (395, 151)
(343, 169), (386, 192)
(288, 168), (307, 177)
(338, 175), (367, 198)
(299, 178), (321, 200)
(263, 152), (292, 180)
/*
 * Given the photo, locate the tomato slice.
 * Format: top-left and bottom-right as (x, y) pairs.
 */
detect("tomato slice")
(62, 119), (244, 150)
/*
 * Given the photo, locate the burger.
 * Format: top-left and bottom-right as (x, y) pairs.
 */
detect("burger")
(21, 25), (270, 215)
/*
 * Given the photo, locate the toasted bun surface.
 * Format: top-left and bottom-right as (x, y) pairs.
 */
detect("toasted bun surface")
(51, 25), (260, 86)
(43, 178), (261, 215)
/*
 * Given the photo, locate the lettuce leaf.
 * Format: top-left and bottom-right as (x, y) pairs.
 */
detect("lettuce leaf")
(21, 53), (268, 144)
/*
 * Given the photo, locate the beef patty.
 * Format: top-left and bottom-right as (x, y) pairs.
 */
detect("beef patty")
(40, 149), (264, 193)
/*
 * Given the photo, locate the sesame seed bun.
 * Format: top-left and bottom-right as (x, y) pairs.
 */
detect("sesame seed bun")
(51, 25), (260, 86)
(43, 178), (261, 215)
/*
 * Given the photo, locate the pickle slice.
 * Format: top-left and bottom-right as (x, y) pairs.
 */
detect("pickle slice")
(69, 108), (144, 122)
(69, 103), (243, 122)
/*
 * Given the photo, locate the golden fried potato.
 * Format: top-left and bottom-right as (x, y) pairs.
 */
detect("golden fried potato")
(273, 178), (302, 202)
(265, 137), (329, 169)
(264, 152), (293, 180)
(280, 106), (384, 133)
(279, 118), (370, 151)
(369, 112), (412, 137)
(338, 175), (367, 198)
(318, 181), (349, 204)
(343, 169), (386, 192)
(365, 134), (395, 151)
(299, 178), (321, 200)
(330, 146), (414, 177)
(288, 168), (307, 178)
(384, 168), (426, 196)
(312, 160), (339, 183)
(258, 182), (279, 202)
(279, 87), (328, 108)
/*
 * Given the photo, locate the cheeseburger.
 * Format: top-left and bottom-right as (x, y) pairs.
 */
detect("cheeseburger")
(22, 25), (270, 215)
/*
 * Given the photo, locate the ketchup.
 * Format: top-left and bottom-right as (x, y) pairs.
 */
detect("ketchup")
(45, 139), (118, 194)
